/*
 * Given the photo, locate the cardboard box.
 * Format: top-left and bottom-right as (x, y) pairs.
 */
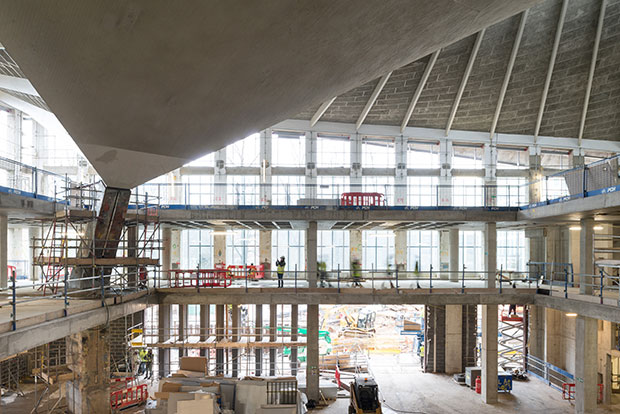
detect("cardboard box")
(179, 357), (207, 373)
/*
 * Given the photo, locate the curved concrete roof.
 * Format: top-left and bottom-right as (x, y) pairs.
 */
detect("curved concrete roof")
(0, 1), (536, 188)
(296, 0), (620, 142)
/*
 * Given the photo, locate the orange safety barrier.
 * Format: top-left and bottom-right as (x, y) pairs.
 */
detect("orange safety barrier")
(562, 383), (604, 403)
(226, 264), (265, 279)
(167, 269), (232, 288)
(340, 192), (386, 207)
(110, 383), (148, 410)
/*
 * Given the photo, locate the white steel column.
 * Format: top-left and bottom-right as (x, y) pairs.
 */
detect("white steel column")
(528, 146), (542, 204)
(481, 305), (498, 404)
(484, 143), (497, 207)
(395, 135), (407, 206)
(214, 148), (227, 205)
(350, 133), (362, 192)
(574, 315), (597, 413)
(260, 129), (272, 206)
(439, 139), (452, 206)
(305, 131), (317, 199)
(0, 215), (7, 288)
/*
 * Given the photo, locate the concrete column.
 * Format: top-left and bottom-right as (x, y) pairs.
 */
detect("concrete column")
(162, 226), (172, 282)
(306, 304), (320, 402)
(66, 326), (110, 414)
(214, 148), (227, 205)
(178, 304), (188, 356)
(394, 135), (407, 206)
(216, 304), (225, 375)
(574, 315), (597, 413)
(580, 218), (594, 295)
(0, 214), (7, 289)
(255, 305), (263, 376)
(168, 168), (183, 203)
(545, 226), (561, 266)
(481, 305), (498, 404)
(350, 230), (362, 265)
(305, 132), (317, 199)
(484, 222), (497, 288)
(231, 304), (240, 377)
(350, 133), (362, 192)
(528, 305), (545, 361)
(444, 305), (462, 373)
(171, 229), (181, 270)
(28, 226), (41, 282)
(269, 304), (277, 376)
(306, 221), (318, 288)
(395, 230), (407, 273)
(127, 224), (138, 287)
(484, 143), (497, 207)
(259, 230), (272, 278)
(213, 231), (226, 266)
(260, 129), (273, 205)
(528, 147), (542, 204)
(158, 304), (171, 378)
(449, 229), (459, 281)
(291, 304), (299, 376)
(544, 308), (561, 367)
(439, 139), (452, 206)
(200, 304), (210, 359)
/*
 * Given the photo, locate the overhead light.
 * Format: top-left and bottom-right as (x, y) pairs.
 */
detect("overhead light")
(212, 230), (233, 236)
(593, 225), (604, 231)
(565, 313), (578, 317)
(569, 226), (581, 231)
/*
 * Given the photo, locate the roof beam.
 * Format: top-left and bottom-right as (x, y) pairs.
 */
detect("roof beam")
(400, 50), (440, 133)
(355, 72), (392, 131)
(446, 30), (485, 136)
(310, 97), (337, 127)
(489, 10), (528, 139)
(579, 0), (607, 146)
(0, 74), (39, 96)
(534, 0), (568, 141)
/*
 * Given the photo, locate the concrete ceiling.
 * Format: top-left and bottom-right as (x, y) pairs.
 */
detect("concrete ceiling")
(0, 1), (538, 188)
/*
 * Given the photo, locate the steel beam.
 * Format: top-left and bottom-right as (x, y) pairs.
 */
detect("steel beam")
(401, 50), (440, 133)
(309, 97), (337, 127)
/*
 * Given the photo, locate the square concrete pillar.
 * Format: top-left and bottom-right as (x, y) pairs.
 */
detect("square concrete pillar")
(215, 304), (225, 375)
(350, 230), (362, 264)
(269, 304), (277, 376)
(481, 305), (498, 404)
(291, 304), (299, 376)
(574, 315), (597, 413)
(231, 305), (240, 377)
(306, 304), (320, 402)
(306, 221), (317, 287)
(200, 304), (210, 359)
(579, 218), (594, 295)
(394, 230), (407, 272)
(449, 228), (459, 282)
(484, 223), (497, 288)
(259, 230), (272, 278)
(445, 305), (462, 374)
(255, 304), (263, 376)
(178, 304), (188, 356)
(0, 214), (7, 289)
(213, 232), (226, 266)
(65, 326), (110, 414)
(158, 304), (171, 378)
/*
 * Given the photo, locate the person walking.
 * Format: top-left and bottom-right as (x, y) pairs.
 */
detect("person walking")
(352, 259), (362, 287)
(145, 349), (154, 380)
(275, 256), (286, 288)
(137, 348), (147, 376)
(419, 343), (425, 369)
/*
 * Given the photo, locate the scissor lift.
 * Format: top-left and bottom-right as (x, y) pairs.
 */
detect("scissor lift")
(499, 306), (525, 371)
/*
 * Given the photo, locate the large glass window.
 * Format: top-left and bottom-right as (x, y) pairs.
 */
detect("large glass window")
(452, 144), (483, 169)
(459, 231), (483, 272)
(363, 176), (394, 204)
(363, 230), (395, 270)
(272, 175), (304, 205)
(272, 230), (305, 271)
(407, 141), (440, 168)
(181, 229), (213, 268)
(542, 175), (569, 201)
(452, 177), (484, 206)
(273, 132), (305, 167)
(317, 135), (350, 167)
(497, 177), (527, 206)
(226, 230), (259, 266)
(497, 230), (528, 272)
(318, 175), (348, 198)
(318, 231), (349, 271)
(407, 231), (439, 272)
(497, 146), (528, 169)
(541, 149), (570, 170)
(183, 175), (214, 205)
(362, 137), (394, 168)
(227, 134), (260, 167)
(407, 177), (438, 206)
(227, 175), (259, 204)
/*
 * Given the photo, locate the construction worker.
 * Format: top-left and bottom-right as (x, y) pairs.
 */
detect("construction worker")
(318, 261), (329, 287)
(419, 343), (425, 369)
(275, 256), (286, 288)
(248, 263), (256, 279)
(144, 349), (153, 380)
(138, 348), (147, 376)
(352, 259), (362, 287)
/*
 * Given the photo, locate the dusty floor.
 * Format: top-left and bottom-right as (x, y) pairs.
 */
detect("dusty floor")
(315, 354), (620, 414)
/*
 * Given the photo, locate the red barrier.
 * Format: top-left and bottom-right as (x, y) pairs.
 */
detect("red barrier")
(340, 192), (386, 207)
(167, 269), (232, 288)
(110, 383), (148, 409)
(562, 383), (604, 402)
(227, 264), (265, 280)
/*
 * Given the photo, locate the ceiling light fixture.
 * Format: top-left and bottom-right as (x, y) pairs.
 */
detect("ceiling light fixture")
(565, 313), (578, 317)
(593, 225), (604, 231)
(569, 226), (581, 231)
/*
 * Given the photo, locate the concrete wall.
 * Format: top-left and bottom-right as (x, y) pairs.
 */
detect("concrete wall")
(545, 308), (576, 374)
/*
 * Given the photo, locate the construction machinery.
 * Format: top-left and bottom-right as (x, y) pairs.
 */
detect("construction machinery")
(349, 376), (382, 414)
